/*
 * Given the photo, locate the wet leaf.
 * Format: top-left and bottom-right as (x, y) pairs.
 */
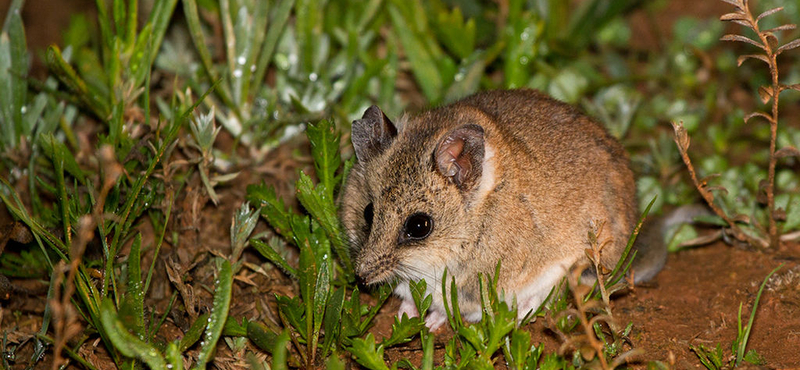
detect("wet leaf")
(100, 299), (167, 369)
(252, 0), (295, 98)
(388, 0), (444, 102)
(180, 313), (210, 352)
(306, 119), (342, 199)
(276, 295), (306, 338)
(119, 234), (144, 337)
(195, 259), (233, 368)
(295, 172), (352, 275)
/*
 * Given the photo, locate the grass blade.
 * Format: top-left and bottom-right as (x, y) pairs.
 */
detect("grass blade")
(735, 264), (782, 366)
(252, 0), (295, 95)
(388, 0), (443, 102)
(119, 234), (144, 337)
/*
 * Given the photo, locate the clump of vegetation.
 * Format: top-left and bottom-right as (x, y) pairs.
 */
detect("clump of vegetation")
(672, 0), (800, 249)
(690, 265), (782, 369)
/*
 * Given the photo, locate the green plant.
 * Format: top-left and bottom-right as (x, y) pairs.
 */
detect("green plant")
(690, 264), (782, 369)
(672, 0), (800, 249)
(0, 2), (225, 369)
(175, 0), (392, 153)
(246, 119), (400, 368)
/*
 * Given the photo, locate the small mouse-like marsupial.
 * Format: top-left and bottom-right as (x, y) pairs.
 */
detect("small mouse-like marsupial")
(340, 89), (666, 329)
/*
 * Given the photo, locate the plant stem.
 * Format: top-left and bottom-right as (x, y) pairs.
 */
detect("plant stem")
(745, 0), (781, 248)
(672, 127), (769, 248)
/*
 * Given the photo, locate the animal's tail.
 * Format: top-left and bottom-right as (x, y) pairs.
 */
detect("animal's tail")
(631, 204), (710, 283)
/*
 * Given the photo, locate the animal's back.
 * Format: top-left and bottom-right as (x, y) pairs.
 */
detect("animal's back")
(453, 90), (638, 267)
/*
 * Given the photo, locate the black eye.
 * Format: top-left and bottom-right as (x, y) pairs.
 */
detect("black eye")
(403, 213), (433, 240)
(363, 203), (374, 230)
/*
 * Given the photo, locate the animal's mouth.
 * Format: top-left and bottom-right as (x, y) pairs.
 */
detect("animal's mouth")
(356, 262), (396, 285)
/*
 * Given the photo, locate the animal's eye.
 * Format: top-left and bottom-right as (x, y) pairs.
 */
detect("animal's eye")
(403, 213), (433, 240)
(363, 203), (374, 229)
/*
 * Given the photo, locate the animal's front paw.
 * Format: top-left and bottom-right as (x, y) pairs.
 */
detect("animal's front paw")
(397, 299), (419, 319)
(425, 310), (448, 331)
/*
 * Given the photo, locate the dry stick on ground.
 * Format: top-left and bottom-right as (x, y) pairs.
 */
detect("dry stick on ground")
(672, 0), (800, 249)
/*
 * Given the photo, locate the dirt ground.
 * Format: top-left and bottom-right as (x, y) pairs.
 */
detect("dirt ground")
(2, 0), (800, 369)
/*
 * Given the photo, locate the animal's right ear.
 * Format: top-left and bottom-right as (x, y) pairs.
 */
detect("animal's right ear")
(351, 105), (398, 162)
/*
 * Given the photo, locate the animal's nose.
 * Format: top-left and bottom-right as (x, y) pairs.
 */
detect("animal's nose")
(355, 263), (374, 285)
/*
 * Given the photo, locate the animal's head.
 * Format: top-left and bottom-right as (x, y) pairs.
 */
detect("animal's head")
(339, 105), (498, 286)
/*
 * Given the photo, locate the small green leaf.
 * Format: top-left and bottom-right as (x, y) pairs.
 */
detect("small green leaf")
(119, 234), (144, 337)
(276, 295), (306, 338)
(306, 119), (342, 199)
(295, 172), (352, 275)
(100, 299), (167, 369)
(246, 320), (279, 354)
(666, 223), (700, 252)
(349, 333), (390, 370)
(311, 258), (331, 350)
(380, 314), (425, 347)
(743, 349), (765, 365)
(457, 324), (486, 353)
(434, 7), (475, 59)
(45, 45), (110, 119)
(222, 316), (248, 337)
(166, 341), (184, 370)
(505, 329), (532, 369)
(321, 287), (345, 357)
(180, 313), (210, 352)
(246, 183), (294, 241)
(195, 259), (234, 368)
(271, 330), (291, 370)
(250, 239), (297, 277)
(39, 133), (86, 183)
(409, 279), (432, 317)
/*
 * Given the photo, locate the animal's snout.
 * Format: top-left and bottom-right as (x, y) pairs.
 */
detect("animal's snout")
(354, 253), (395, 285)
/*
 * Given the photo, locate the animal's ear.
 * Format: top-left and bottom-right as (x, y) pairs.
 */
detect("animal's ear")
(351, 105), (397, 162)
(434, 124), (485, 191)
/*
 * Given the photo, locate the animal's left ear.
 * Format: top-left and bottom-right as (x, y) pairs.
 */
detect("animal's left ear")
(434, 124), (485, 191)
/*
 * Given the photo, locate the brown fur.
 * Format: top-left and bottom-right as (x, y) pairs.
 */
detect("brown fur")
(340, 89), (650, 328)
